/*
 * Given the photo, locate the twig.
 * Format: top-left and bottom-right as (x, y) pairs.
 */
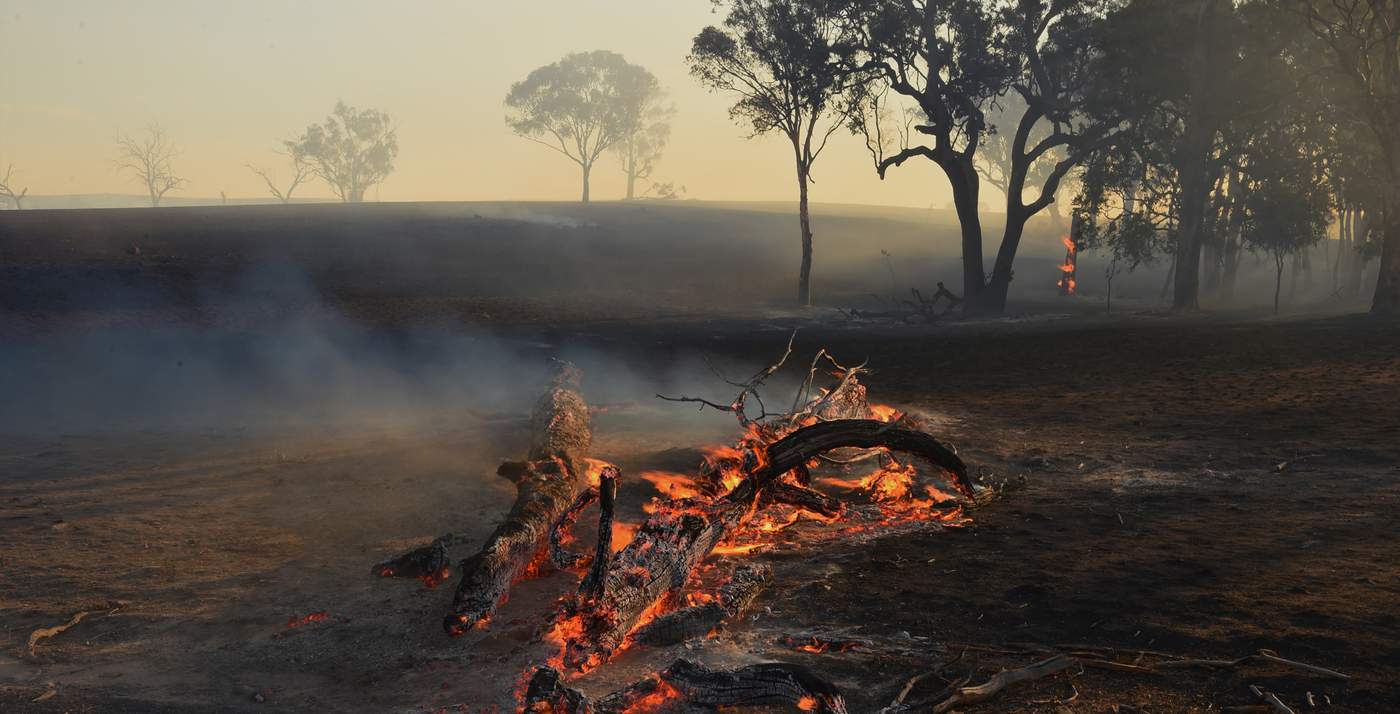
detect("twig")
(931, 655), (1076, 713)
(1250, 684), (1296, 714)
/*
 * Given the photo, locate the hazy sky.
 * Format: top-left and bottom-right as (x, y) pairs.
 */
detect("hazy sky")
(0, 1), (950, 207)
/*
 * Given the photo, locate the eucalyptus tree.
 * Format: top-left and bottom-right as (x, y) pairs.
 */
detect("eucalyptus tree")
(286, 102), (398, 203)
(1299, 0), (1400, 314)
(507, 50), (663, 203)
(847, 0), (1125, 312)
(689, 0), (855, 306)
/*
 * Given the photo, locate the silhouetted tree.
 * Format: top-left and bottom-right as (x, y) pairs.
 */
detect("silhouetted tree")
(0, 164), (27, 209)
(1239, 128), (1331, 314)
(116, 124), (185, 207)
(614, 95), (674, 200)
(507, 51), (662, 203)
(287, 102), (398, 203)
(1300, 0), (1400, 314)
(247, 147), (314, 204)
(689, 0), (853, 306)
(847, 0), (1123, 313)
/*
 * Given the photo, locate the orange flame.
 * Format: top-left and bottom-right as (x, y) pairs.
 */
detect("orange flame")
(640, 471), (702, 500)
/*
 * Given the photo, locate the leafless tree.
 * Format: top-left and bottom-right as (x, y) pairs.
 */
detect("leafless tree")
(246, 148), (314, 204)
(116, 125), (186, 207)
(0, 164), (27, 209)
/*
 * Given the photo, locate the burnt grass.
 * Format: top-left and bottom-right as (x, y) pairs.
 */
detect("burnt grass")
(1, 205), (1398, 712)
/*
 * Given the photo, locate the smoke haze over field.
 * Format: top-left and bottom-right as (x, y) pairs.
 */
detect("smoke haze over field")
(0, 1), (948, 207)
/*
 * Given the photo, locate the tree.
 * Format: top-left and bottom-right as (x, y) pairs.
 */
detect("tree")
(0, 164), (27, 209)
(507, 50), (662, 203)
(1072, 0), (1310, 311)
(116, 124), (185, 207)
(689, 0), (853, 306)
(247, 148), (314, 204)
(1299, 0), (1400, 314)
(847, 0), (1124, 313)
(1239, 129), (1331, 314)
(286, 102), (398, 203)
(614, 96), (674, 200)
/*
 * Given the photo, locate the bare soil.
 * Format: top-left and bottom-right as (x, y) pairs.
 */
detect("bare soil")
(1, 205), (1396, 713)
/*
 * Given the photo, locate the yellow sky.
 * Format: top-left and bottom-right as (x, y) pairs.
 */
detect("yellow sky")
(0, 0), (951, 207)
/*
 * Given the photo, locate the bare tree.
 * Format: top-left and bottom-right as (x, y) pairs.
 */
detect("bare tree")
(246, 148), (314, 204)
(688, 0), (853, 307)
(0, 164), (27, 209)
(116, 125), (186, 207)
(286, 102), (398, 203)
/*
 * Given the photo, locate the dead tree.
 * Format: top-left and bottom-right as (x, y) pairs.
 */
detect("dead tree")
(116, 125), (186, 207)
(246, 150), (314, 204)
(0, 164), (27, 209)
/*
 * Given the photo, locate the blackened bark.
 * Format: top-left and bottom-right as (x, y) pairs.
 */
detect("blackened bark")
(798, 162), (814, 306)
(1373, 204), (1400, 314)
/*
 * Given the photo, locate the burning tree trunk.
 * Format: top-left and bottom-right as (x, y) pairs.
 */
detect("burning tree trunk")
(548, 417), (972, 672)
(442, 363), (596, 635)
(372, 362), (599, 635)
(1057, 235), (1078, 296)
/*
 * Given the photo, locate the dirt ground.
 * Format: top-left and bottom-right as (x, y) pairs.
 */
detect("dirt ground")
(2, 301), (1398, 713)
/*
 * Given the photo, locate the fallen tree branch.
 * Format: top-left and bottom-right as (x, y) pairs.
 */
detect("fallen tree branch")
(548, 417), (969, 671)
(929, 655), (1076, 713)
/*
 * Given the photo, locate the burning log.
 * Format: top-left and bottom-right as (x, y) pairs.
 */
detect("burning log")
(580, 470), (618, 598)
(439, 362), (596, 636)
(548, 417), (970, 672)
(371, 534), (452, 587)
(522, 659), (847, 714)
(633, 563), (771, 646)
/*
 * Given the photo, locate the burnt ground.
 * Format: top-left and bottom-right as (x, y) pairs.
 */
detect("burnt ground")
(2, 309), (1397, 713)
(0, 205), (1397, 712)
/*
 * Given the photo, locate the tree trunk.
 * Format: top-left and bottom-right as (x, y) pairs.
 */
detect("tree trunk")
(1274, 255), (1284, 316)
(624, 146), (637, 200)
(1349, 210), (1372, 298)
(1172, 135), (1212, 312)
(581, 162), (592, 203)
(981, 208), (1029, 313)
(1372, 204), (1400, 315)
(797, 163), (814, 307)
(941, 159), (987, 309)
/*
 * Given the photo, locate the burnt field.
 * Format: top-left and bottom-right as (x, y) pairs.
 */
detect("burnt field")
(1, 204), (1397, 713)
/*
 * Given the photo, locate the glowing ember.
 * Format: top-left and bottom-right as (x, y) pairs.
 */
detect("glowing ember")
(622, 678), (684, 713)
(419, 567), (451, 589)
(797, 695), (820, 711)
(284, 610), (329, 629)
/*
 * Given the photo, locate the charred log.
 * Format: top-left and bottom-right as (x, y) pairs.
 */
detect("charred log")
(371, 534), (451, 588)
(442, 363), (594, 636)
(580, 470), (618, 598)
(523, 659), (847, 714)
(551, 418), (968, 671)
(633, 563), (771, 646)
(761, 480), (843, 518)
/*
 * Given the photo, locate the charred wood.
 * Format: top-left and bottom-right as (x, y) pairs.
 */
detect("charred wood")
(633, 563), (771, 646)
(442, 363), (594, 636)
